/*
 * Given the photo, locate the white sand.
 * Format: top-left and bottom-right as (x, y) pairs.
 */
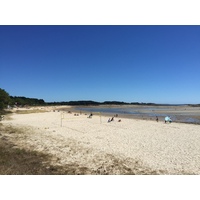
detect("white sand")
(2, 106), (200, 174)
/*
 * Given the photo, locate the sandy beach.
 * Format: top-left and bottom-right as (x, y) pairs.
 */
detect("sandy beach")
(1, 106), (200, 175)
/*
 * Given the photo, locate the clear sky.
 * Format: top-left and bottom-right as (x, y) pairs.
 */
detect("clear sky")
(0, 25), (200, 104)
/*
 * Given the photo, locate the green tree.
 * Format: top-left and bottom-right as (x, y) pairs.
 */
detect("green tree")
(0, 88), (11, 110)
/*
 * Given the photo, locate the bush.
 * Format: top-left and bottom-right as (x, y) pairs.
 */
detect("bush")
(0, 88), (11, 110)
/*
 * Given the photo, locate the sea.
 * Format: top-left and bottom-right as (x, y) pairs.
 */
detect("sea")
(73, 105), (200, 124)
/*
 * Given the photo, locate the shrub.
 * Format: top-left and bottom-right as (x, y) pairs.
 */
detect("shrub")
(0, 88), (11, 110)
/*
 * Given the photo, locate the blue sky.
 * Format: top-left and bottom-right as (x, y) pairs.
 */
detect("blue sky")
(0, 25), (200, 104)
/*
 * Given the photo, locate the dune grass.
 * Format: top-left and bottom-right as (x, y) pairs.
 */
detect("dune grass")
(15, 109), (47, 114)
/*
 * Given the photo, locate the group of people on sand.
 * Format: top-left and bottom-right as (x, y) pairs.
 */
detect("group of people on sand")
(72, 111), (171, 124)
(108, 115), (121, 123)
(108, 117), (114, 123)
(87, 113), (171, 124)
(156, 116), (172, 123)
(86, 113), (122, 122)
(107, 115), (171, 124)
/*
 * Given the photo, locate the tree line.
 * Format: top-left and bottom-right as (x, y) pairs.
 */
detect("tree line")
(0, 88), (45, 110)
(1, 88), (199, 110)
(0, 88), (157, 109)
(48, 100), (158, 106)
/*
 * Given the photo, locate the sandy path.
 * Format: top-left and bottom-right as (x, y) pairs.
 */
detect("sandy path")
(2, 108), (200, 174)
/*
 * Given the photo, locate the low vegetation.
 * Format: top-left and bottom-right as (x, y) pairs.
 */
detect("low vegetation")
(15, 109), (47, 114)
(0, 88), (11, 110)
(0, 124), (59, 175)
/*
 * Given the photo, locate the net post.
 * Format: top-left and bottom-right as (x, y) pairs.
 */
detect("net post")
(100, 112), (102, 124)
(61, 112), (64, 127)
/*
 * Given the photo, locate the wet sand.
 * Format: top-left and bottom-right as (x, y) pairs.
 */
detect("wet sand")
(64, 105), (200, 124)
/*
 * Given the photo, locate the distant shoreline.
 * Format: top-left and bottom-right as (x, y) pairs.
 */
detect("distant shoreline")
(58, 105), (200, 125)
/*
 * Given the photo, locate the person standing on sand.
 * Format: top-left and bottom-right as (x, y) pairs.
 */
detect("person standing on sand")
(156, 116), (158, 122)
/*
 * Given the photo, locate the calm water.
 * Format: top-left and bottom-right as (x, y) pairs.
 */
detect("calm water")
(75, 106), (200, 124)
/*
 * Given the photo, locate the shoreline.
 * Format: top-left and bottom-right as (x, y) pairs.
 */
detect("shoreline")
(58, 105), (200, 125)
(2, 106), (200, 174)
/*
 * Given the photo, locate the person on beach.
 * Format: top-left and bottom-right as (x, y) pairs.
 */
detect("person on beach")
(88, 113), (93, 118)
(156, 116), (158, 122)
(111, 117), (114, 122)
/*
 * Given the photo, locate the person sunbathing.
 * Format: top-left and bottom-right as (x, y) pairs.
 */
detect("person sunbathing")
(88, 113), (93, 118)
